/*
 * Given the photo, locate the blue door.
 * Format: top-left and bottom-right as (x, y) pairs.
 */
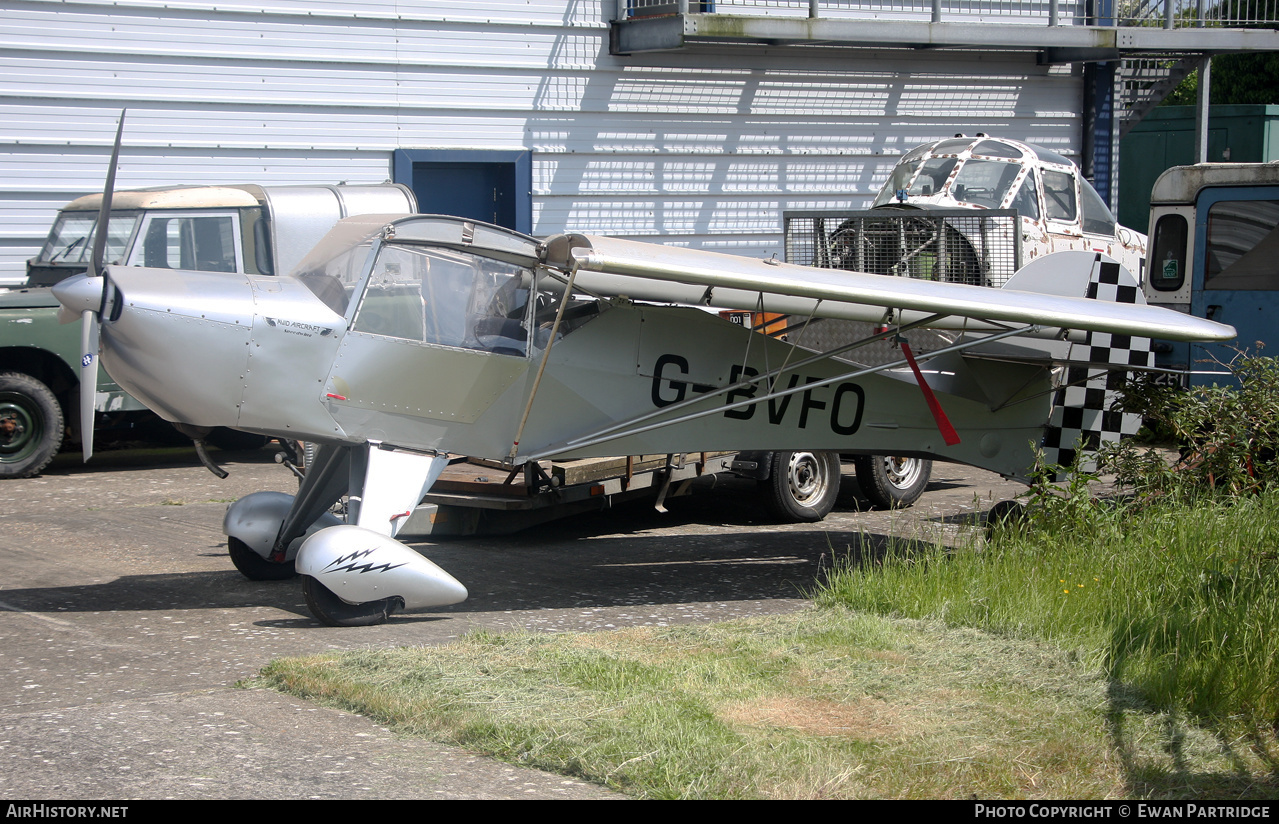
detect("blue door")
(1186, 186), (1279, 384)
(393, 150), (531, 234)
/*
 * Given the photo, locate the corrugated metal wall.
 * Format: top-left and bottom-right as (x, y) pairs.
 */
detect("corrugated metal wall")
(0, 0), (1082, 285)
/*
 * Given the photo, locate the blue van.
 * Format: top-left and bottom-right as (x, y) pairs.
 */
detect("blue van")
(1144, 162), (1279, 385)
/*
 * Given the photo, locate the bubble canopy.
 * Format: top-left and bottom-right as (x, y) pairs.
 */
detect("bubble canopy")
(871, 135), (1118, 236)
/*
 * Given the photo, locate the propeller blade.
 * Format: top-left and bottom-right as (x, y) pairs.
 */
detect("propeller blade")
(78, 308), (100, 463)
(77, 108), (125, 464)
(88, 110), (126, 279)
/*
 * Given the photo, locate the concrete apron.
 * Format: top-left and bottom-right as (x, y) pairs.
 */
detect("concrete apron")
(0, 446), (1023, 799)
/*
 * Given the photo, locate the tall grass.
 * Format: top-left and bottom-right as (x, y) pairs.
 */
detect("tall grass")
(816, 488), (1279, 732)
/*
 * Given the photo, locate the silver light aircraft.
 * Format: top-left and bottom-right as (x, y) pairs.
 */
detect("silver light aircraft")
(51, 119), (1235, 626)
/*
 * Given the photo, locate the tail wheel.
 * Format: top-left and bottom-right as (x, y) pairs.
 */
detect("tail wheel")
(302, 575), (402, 627)
(0, 372), (64, 479)
(763, 450), (841, 523)
(984, 499), (1026, 533)
(853, 455), (932, 509)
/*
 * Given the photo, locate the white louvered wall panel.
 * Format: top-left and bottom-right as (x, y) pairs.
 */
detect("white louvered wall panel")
(0, 0), (1082, 284)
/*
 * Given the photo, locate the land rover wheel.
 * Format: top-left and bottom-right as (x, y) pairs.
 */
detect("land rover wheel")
(763, 450), (841, 522)
(853, 455), (932, 509)
(0, 372), (64, 479)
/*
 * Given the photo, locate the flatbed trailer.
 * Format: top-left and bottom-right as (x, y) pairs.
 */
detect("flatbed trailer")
(396, 449), (837, 537)
(389, 445), (932, 537)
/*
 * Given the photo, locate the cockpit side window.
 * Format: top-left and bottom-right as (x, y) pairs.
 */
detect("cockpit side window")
(1079, 178), (1118, 236)
(1010, 172), (1040, 220)
(872, 143), (933, 206)
(950, 159), (1022, 209)
(352, 244), (534, 356)
(296, 241), (373, 317)
(1042, 170), (1078, 222)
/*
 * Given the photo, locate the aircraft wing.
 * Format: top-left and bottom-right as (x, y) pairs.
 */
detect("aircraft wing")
(544, 234), (1233, 344)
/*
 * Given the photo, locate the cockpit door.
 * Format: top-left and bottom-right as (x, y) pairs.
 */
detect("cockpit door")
(320, 243), (536, 455)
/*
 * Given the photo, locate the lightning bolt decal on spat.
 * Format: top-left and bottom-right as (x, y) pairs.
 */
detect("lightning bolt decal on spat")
(322, 547), (409, 575)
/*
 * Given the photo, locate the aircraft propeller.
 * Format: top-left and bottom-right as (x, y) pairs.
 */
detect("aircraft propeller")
(51, 109), (125, 464)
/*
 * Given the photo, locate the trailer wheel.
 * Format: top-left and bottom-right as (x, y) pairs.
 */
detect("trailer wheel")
(227, 536), (296, 581)
(0, 372), (64, 479)
(764, 450), (840, 522)
(853, 455), (932, 509)
(302, 575), (402, 627)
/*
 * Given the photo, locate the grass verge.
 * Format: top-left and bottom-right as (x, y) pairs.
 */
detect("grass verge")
(256, 606), (1277, 798)
(819, 489), (1279, 734)
(256, 469), (1279, 798)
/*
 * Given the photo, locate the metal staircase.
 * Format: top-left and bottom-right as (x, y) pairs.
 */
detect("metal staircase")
(1118, 56), (1201, 136)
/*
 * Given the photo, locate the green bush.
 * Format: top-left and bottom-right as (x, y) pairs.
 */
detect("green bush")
(1101, 354), (1279, 496)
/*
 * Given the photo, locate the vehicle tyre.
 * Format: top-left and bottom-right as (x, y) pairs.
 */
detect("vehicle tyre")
(763, 450), (841, 522)
(227, 536), (296, 581)
(206, 428), (270, 451)
(853, 455), (932, 509)
(0, 372), (65, 479)
(302, 575), (402, 627)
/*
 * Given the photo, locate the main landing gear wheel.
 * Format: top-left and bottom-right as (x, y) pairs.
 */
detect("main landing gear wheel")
(227, 536), (296, 581)
(302, 575), (403, 627)
(0, 372), (64, 479)
(853, 455), (932, 509)
(764, 450), (841, 522)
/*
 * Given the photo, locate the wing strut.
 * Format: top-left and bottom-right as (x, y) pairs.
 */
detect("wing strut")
(524, 322), (1039, 461)
(508, 261), (581, 460)
(898, 338), (961, 446)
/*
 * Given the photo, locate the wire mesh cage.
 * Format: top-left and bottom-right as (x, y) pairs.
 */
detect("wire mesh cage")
(783, 209), (1022, 287)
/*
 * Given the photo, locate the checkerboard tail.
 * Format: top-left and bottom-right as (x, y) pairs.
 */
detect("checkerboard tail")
(1040, 258), (1150, 476)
